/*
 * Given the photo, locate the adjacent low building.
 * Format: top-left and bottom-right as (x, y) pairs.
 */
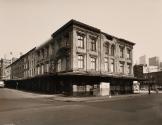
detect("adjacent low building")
(133, 64), (162, 91)
(5, 19), (136, 96)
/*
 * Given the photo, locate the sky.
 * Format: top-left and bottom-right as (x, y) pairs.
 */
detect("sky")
(0, 0), (162, 63)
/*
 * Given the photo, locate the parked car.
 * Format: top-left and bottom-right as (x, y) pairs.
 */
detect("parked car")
(0, 81), (4, 88)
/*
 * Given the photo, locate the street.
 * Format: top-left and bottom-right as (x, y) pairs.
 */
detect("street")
(0, 88), (162, 125)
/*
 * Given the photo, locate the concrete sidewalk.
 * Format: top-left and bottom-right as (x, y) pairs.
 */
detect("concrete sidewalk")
(0, 88), (56, 99)
(3, 88), (161, 102)
(52, 93), (151, 102)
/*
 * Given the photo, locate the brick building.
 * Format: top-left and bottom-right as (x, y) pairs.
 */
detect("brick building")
(5, 20), (136, 96)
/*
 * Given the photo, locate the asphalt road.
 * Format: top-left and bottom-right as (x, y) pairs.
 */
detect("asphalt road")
(0, 88), (162, 125)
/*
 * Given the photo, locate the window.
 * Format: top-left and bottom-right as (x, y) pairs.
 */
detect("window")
(104, 43), (109, 55)
(119, 61), (124, 73)
(90, 38), (96, 51)
(46, 63), (49, 73)
(127, 48), (131, 59)
(127, 63), (131, 74)
(41, 65), (44, 74)
(111, 45), (115, 56)
(104, 57), (109, 71)
(77, 33), (84, 49)
(57, 59), (62, 72)
(110, 59), (114, 72)
(37, 66), (40, 75)
(90, 57), (96, 70)
(119, 46), (124, 58)
(78, 55), (84, 69)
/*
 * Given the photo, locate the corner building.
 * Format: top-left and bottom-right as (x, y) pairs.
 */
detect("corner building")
(6, 20), (135, 96)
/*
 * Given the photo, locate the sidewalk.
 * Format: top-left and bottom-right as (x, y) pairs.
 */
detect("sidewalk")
(0, 88), (56, 99)
(3, 88), (161, 102)
(52, 93), (150, 102)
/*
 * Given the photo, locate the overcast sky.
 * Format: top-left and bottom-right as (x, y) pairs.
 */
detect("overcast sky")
(0, 0), (162, 63)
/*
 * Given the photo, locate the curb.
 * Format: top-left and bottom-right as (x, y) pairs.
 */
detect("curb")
(52, 93), (150, 102)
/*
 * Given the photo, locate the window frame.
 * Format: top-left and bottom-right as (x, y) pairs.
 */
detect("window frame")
(119, 46), (124, 58)
(111, 45), (115, 56)
(104, 42), (109, 55)
(57, 59), (62, 72)
(110, 59), (115, 72)
(77, 33), (85, 49)
(127, 48), (131, 59)
(127, 63), (131, 74)
(78, 55), (84, 69)
(119, 61), (124, 73)
(90, 37), (97, 51)
(104, 57), (109, 72)
(90, 56), (97, 70)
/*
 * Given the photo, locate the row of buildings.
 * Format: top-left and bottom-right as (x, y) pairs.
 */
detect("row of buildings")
(4, 19), (137, 96)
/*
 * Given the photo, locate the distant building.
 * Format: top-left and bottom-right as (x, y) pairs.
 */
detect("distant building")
(149, 56), (160, 67)
(0, 59), (12, 80)
(0, 58), (18, 80)
(5, 65), (11, 80)
(139, 55), (147, 65)
(160, 62), (162, 70)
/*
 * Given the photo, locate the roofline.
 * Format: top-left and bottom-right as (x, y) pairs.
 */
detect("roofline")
(51, 19), (135, 46)
(36, 38), (53, 51)
(7, 19), (135, 68)
(102, 32), (135, 46)
(51, 19), (101, 37)
(9, 47), (36, 67)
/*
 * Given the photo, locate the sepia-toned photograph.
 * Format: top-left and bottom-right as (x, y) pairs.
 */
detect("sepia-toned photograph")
(0, 0), (162, 125)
